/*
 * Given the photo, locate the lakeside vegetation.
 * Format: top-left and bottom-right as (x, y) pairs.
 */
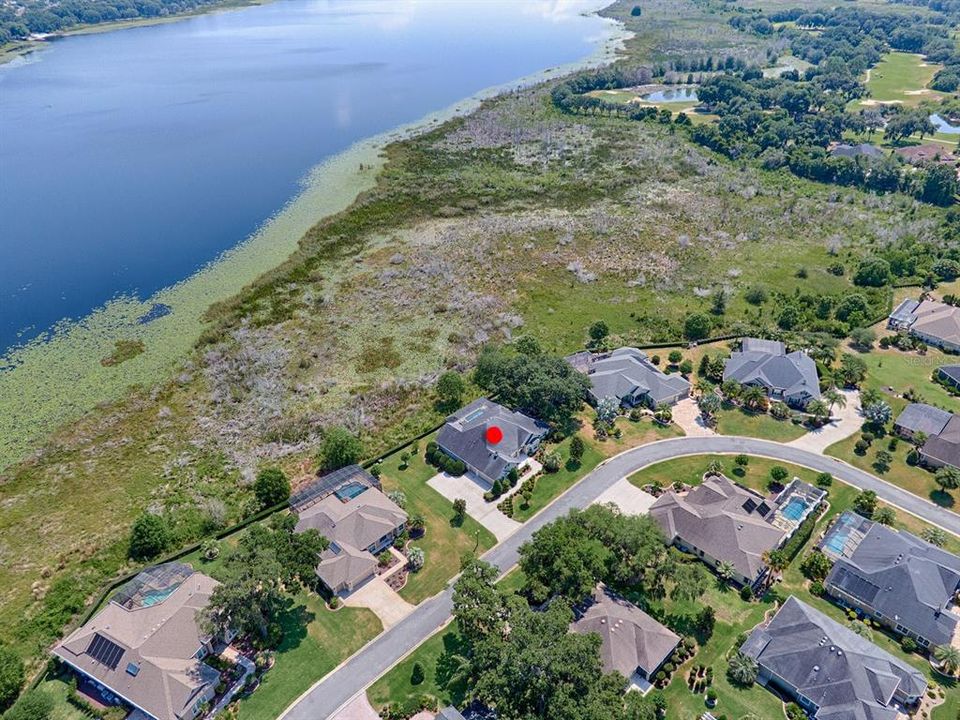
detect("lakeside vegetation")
(5, 0), (960, 714)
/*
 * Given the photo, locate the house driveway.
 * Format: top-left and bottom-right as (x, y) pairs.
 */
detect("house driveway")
(342, 577), (414, 630)
(427, 471), (521, 541)
(672, 398), (716, 437)
(591, 477), (656, 516)
(787, 389), (862, 453)
(329, 694), (380, 720)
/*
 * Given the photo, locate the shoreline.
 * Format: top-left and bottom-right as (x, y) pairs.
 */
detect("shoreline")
(0, 2), (630, 471)
(0, 0), (268, 65)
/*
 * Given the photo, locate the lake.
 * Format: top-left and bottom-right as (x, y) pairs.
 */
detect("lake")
(642, 86), (698, 103)
(930, 113), (960, 135)
(0, 0), (616, 352)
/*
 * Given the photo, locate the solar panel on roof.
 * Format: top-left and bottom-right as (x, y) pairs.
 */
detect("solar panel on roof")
(742, 498), (757, 513)
(834, 567), (880, 604)
(87, 633), (124, 670)
(757, 502), (771, 516)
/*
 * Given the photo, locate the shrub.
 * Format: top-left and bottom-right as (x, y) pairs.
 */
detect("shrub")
(739, 585), (753, 601)
(0, 645), (24, 712)
(543, 452), (562, 473)
(810, 581), (825, 597)
(3, 689), (54, 720)
(684, 313), (712, 340)
(411, 661), (425, 685)
(901, 637), (917, 653)
(815, 472), (833, 487)
(668, 350), (683, 364)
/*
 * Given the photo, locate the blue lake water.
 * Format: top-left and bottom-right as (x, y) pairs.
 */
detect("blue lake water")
(642, 86), (698, 103)
(930, 113), (960, 134)
(0, 0), (615, 351)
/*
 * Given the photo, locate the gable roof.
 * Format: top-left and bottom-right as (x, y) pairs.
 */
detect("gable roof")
(741, 596), (927, 720)
(723, 338), (820, 402)
(909, 300), (960, 347)
(824, 512), (960, 646)
(52, 564), (220, 720)
(437, 708), (467, 720)
(649, 475), (786, 582)
(922, 414), (960, 470)
(570, 585), (679, 678)
(895, 403), (952, 437)
(437, 398), (549, 485)
(570, 347), (691, 406)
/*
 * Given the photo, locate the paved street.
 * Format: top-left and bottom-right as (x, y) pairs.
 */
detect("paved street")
(281, 435), (960, 720)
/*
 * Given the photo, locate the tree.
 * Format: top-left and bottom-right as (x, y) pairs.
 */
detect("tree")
(453, 559), (508, 644)
(128, 513), (170, 560)
(853, 257), (892, 287)
(873, 450), (893, 474)
(588, 320), (610, 344)
(474, 346), (589, 428)
(407, 546), (425, 571)
(318, 427), (363, 471)
(595, 396), (620, 428)
(436, 371), (466, 410)
(670, 562), (710, 602)
(853, 490), (878, 518)
(922, 526), (948, 547)
(668, 350), (683, 364)
(254, 467), (290, 508)
(630, 4), (641, 16)
(862, 400), (892, 427)
(934, 644), (960, 675)
(816, 472), (833, 487)
(409, 514), (425, 536)
(727, 652), (758, 687)
(411, 661), (425, 685)
(764, 549), (789, 574)
(837, 354), (868, 387)
(716, 560), (737, 582)
(706, 458), (725, 476)
(653, 403), (672, 424)
(569, 435), (586, 464)
(936, 466), (960, 493)
(824, 388), (846, 413)
(519, 515), (610, 604)
(387, 490), (407, 509)
(800, 551), (832, 582)
(741, 385), (768, 411)
(874, 506), (896, 525)
(0, 645), (24, 712)
(918, 164), (958, 207)
(769, 465), (789, 484)
(452, 498), (467, 524)
(850, 327), (876, 351)
(684, 313), (712, 340)
(735, 454), (749, 468)
(698, 391), (721, 417)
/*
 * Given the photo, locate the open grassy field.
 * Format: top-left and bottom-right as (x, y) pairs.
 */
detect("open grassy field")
(715, 403), (808, 442)
(375, 437), (497, 604)
(860, 51), (943, 107)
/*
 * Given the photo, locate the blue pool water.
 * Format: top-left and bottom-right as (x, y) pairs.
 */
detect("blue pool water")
(780, 497), (809, 522)
(335, 482), (368, 502)
(823, 513), (858, 555)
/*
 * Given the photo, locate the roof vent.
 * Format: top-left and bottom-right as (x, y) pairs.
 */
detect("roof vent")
(813, 665), (820, 672)
(837, 650), (843, 656)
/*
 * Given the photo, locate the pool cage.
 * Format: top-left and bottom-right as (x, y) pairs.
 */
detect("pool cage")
(289, 464), (380, 513)
(112, 562), (195, 610)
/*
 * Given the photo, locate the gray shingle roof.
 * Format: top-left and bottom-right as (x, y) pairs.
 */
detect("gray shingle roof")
(437, 707), (467, 720)
(824, 512), (960, 646)
(723, 338), (820, 404)
(831, 143), (884, 159)
(939, 365), (960, 386)
(570, 585), (680, 679)
(437, 398), (548, 486)
(569, 347), (691, 407)
(742, 596), (928, 720)
(922, 415), (960, 470)
(649, 475), (786, 582)
(894, 403), (952, 437)
(889, 298), (921, 327)
(52, 565), (220, 720)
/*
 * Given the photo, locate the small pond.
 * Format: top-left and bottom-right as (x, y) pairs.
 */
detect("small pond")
(930, 113), (960, 134)
(641, 86), (699, 103)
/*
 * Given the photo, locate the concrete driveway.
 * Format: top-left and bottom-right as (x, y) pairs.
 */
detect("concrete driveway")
(592, 476), (656, 516)
(672, 397), (716, 437)
(342, 576), (414, 630)
(428, 471), (520, 541)
(330, 694), (380, 720)
(787, 389), (861, 453)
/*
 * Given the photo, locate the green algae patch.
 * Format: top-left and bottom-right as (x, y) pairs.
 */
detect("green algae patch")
(100, 339), (146, 367)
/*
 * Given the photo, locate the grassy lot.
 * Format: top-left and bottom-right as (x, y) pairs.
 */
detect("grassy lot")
(237, 593), (382, 720)
(860, 51), (943, 107)
(376, 436), (496, 604)
(592, 414), (685, 457)
(26, 679), (91, 720)
(715, 403), (808, 443)
(857, 344), (958, 409)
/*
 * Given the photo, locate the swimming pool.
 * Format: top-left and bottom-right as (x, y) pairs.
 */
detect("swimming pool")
(335, 482), (369, 502)
(780, 497), (809, 522)
(822, 512), (859, 556)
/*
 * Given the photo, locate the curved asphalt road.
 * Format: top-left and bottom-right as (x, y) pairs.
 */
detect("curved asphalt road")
(280, 436), (960, 720)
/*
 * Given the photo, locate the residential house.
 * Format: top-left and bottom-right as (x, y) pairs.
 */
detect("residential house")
(436, 397), (549, 488)
(830, 143), (884, 159)
(722, 338), (821, 408)
(52, 563), (224, 720)
(894, 403), (952, 440)
(570, 585), (679, 687)
(649, 475), (825, 589)
(893, 404), (960, 470)
(566, 347), (691, 408)
(741, 596), (928, 719)
(938, 365), (960, 391)
(438, 708), (467, 720)
(888, 298), (960, 352)
(818, 511), (960, 650)
(895, 144), (958, 166)
(292, 466), (407, 595)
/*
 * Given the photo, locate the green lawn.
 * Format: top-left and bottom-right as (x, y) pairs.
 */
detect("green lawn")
(27, 679), (92, 720)
(237, 593), (381, 719)
(376, 436), (496, 604)
(858, 345), (958, 409)
(511, 434), (604, 523)
(860, 51), (943, 106)
(715, 403), (807, 443)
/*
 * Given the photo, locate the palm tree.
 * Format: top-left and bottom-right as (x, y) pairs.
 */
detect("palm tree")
(934, 644), (960, 676)
(726, 652), (759, 687)
(741, 385), (768, 412)
(716, 560), (737, 582)
(763, 549), (789, 575)
(806, 399), (831, 426)
(824, 387), (847, 413)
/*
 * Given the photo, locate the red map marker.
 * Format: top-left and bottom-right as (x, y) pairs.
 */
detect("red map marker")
(486, 425), (503, 444)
